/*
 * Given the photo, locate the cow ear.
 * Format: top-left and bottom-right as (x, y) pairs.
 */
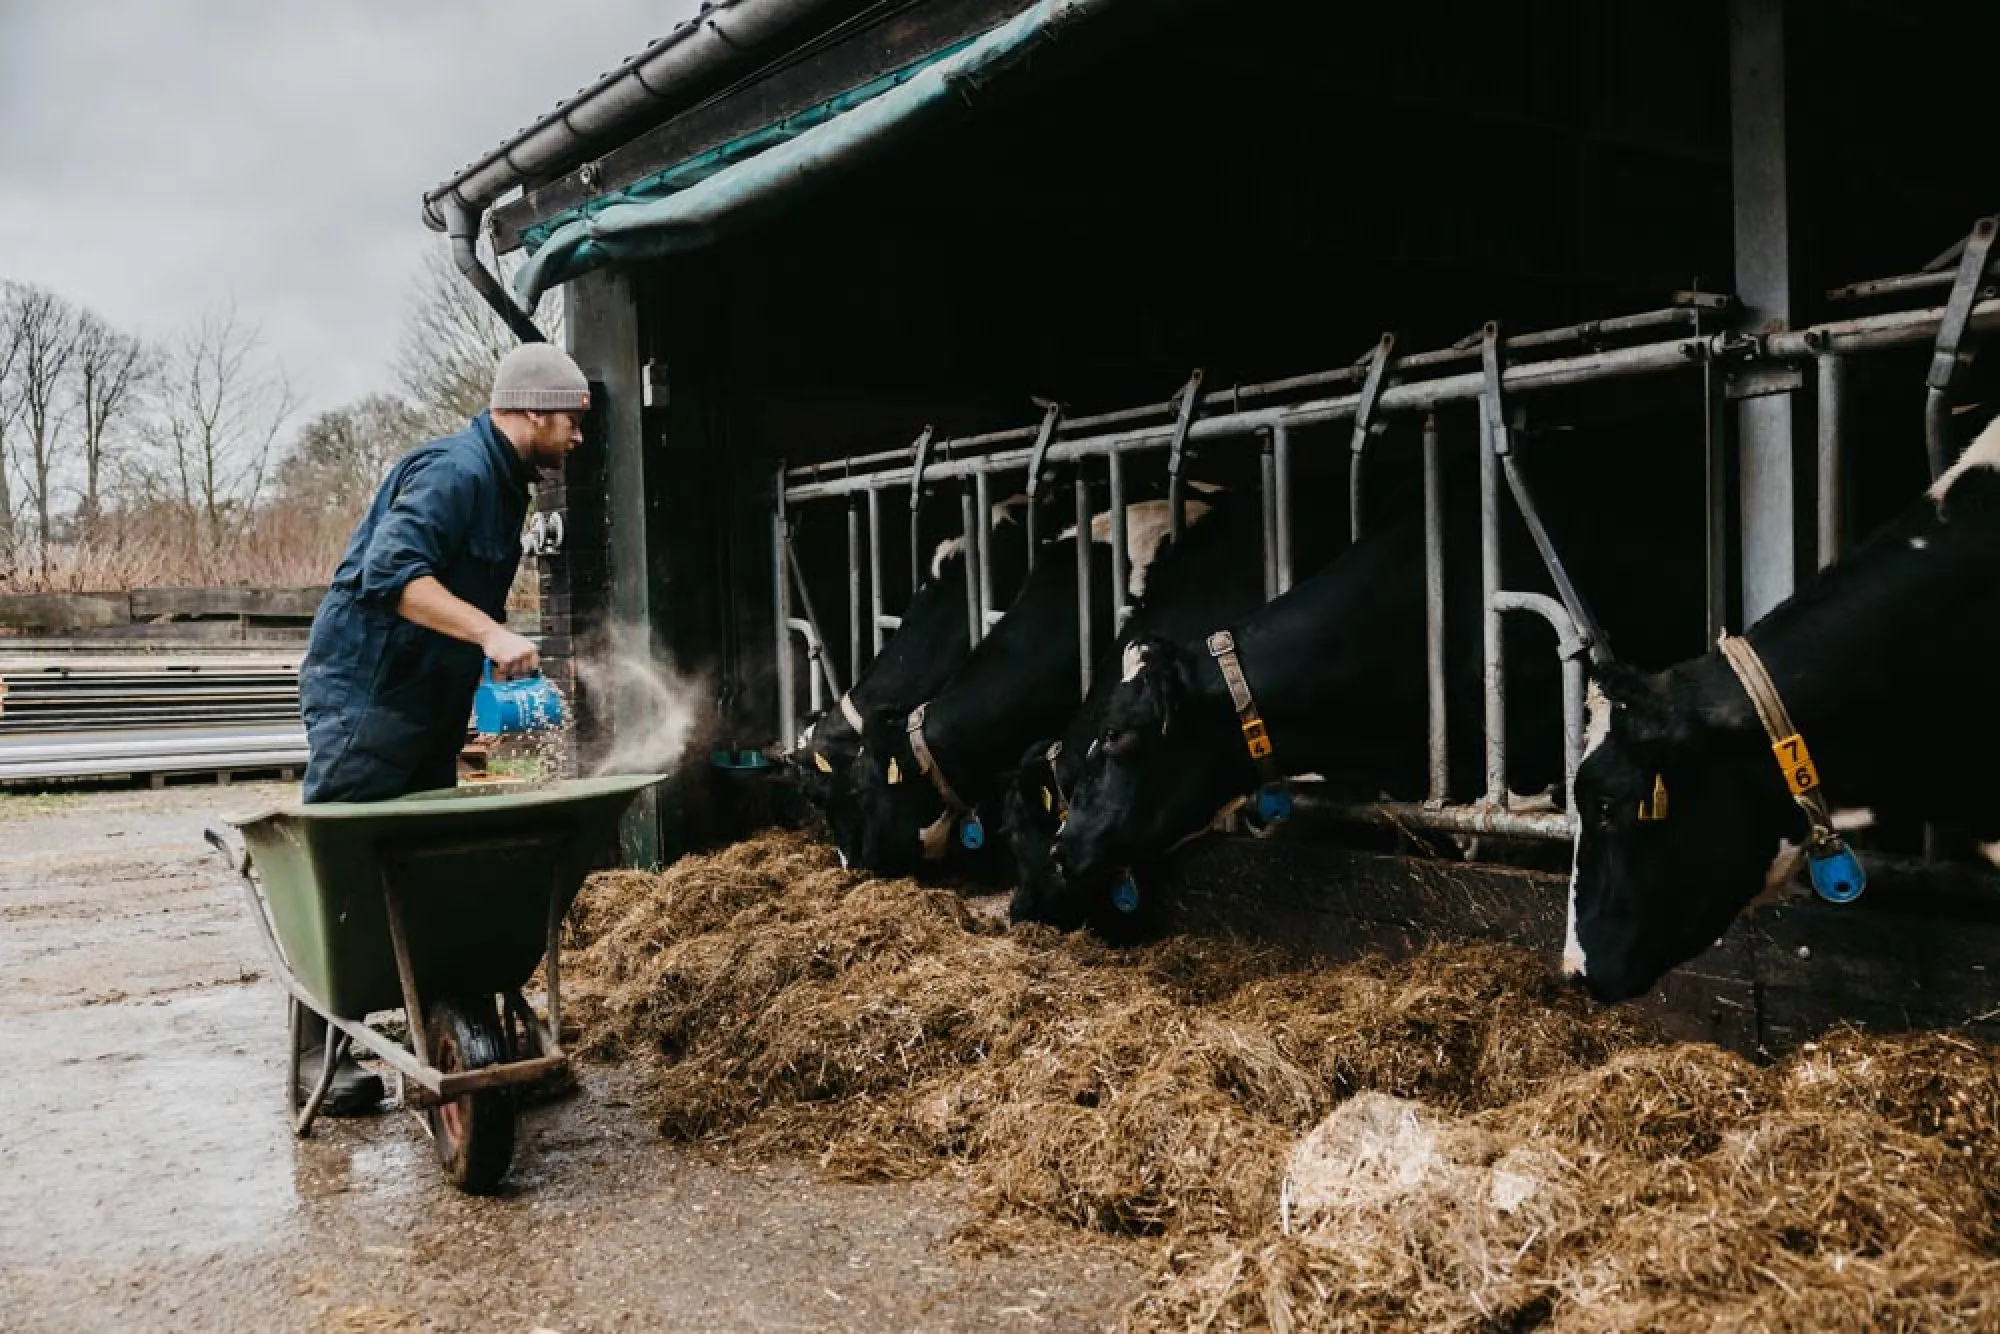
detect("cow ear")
(1593, 661), (1677, 747)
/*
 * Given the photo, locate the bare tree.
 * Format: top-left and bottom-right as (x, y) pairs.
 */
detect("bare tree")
(147, 302), (299, 549)
(276, 393), (429, 513)
(0, 291), (27, 571)
(71, 310), (149, 531)
(396, 241), (564, 435)
(4, 284), (82, 574)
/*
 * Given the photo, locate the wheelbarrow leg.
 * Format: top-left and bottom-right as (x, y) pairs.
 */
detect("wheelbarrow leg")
(286, 996), (305, 1114)
(294, 1029), (347, 1138)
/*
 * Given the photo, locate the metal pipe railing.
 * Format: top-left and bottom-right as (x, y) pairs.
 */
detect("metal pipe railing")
(1259, 432), (1279, 601)
(782, 304), (1713, 486)
(783, 533), (843, 703)
(786, 618), (829, 718)
(1272, 424), (1295, 595)
(846, 501), (864, 684)
(773, 287), (2000, 856)
(784, 297), (2000, 505)
(1817, 353), (1844, 570)
(1074, 473), (1094, 697)
(1422, 413), (1448, 805)
(1108, 450), (1131, 630)
(866, 488), (887, 654)
(959, 484), (983, 645)
(1493, 591), (1587, 804)
(975, 468), (996, 633)
(1478, 394), (1506, 807)
(772, 509), (795, 748)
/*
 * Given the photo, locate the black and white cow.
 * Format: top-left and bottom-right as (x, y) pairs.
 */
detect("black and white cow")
(1045, 465), (1569, 925)
(1564, 415), (2000, 1003)
(1003, 487), (1346, 927)
(845, 498), (1196, 878)
(787, 498), (1033, 858)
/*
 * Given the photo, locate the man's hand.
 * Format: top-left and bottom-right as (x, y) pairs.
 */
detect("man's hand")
(482, 627), (541, 680)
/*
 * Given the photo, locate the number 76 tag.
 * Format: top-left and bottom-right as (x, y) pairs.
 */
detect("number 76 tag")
(1772, 733), (1821, 797)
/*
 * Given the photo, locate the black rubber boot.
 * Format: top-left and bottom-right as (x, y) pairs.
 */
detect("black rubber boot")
(298, 1048), (384, 1116)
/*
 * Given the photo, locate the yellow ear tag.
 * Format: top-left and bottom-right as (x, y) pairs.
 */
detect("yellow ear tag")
(1772, 733), (1820, 798)
(887, 757), (903, 786)
(1041, 786), (1054, 813)
(812, 751), (833, 773)
(1638, 773), (1670, 822)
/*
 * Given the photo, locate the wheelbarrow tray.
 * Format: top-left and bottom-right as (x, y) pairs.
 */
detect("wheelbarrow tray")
(224, 773), (661, 1021)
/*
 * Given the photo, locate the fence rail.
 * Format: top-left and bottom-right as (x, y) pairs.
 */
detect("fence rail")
(769, 223), (2000, 847)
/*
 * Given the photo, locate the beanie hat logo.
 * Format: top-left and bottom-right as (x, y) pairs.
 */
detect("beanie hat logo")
(491, 343), (591, 413)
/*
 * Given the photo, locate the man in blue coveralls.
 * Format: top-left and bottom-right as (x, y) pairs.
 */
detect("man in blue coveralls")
(294, 342), (589, 1113)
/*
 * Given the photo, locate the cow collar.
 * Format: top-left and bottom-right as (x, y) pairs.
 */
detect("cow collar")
(1716, 633), (1866, 903)
(905, 702), (986, 853)
(1206, 630), (1293, 829)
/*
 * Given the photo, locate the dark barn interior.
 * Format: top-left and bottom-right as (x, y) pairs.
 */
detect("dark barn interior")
(495, 0), (2000, 1052)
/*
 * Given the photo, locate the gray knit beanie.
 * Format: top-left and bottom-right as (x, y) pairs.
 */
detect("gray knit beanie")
(491, 344), (591, 412)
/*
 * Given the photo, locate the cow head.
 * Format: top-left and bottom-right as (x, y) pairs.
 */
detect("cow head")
(841, 705), (957, 877)
(1004, 739), (1074, 926)
(1564, 662), (1798, 1003)
(1042, 637), (1251, 921)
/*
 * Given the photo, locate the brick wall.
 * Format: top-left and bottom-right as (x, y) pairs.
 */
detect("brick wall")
(534, 415), (610, 776)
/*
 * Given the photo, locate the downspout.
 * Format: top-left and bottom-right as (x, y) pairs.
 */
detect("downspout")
(441, 199), (547, 345)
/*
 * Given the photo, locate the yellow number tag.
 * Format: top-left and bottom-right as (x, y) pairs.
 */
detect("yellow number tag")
(1041, 786), (1054, 813)
(812, 751), (834, 773)
(886, 757), (903, 786)
(1772, 734), (1820, 797)
(1242, 718), (1273, 761)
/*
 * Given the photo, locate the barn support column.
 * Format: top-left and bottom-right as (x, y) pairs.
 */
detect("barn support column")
(568, 267), (678, 868)
(1730, 0), (1799, 624)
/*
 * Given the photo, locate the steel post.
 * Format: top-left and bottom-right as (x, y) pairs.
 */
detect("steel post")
(960, 486), (982, 645)
(1422, 413), (1448, 804)
(1108, 449), (1130, 630)
(1816, 353), (1844, 570)
(1273, 424), (1295, 594)
(1479, 395), (1506, 807)
(866, 488), (886, 653)
(975, 468), (995, 632)
(1259, 431), (1279, 601)
(772, 510), (795, 750)
(1730, 0), (1797, 623)
(846, 500), (863, 683)
(1075, 473), (1094, 698)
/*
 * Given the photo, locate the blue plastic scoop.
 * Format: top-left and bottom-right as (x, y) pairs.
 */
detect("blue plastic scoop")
(472, 661), (566, 735)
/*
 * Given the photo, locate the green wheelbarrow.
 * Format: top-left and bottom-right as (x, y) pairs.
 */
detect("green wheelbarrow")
(203, 773), (663, 1194)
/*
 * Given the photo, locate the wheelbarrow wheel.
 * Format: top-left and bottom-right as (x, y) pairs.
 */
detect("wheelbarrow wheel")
(425, 997), (515, 1195)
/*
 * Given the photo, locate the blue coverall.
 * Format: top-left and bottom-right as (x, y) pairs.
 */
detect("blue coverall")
(300, 412), (530, 803)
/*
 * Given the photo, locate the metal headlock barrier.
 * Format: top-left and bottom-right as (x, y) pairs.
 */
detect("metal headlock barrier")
(771, 216), (2000, 844)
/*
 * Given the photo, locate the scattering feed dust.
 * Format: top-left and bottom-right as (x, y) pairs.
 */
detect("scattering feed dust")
(560, 832), (2000, 1331)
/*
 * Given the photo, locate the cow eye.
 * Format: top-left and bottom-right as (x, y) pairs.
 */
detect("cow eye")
(1101, 728), (1139, 758)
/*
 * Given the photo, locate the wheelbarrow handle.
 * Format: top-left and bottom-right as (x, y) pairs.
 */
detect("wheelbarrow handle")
(203, 822), (250, 877)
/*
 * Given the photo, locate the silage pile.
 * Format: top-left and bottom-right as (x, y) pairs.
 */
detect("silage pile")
(562, 832), (2000, 1331)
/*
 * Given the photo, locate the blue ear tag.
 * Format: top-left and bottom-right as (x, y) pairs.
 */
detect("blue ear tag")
(1254, 784), (1294, 826)
(1111, 874), (1141, 914)
(1808, 843), (1866, 903)
(959, 813), (985, 851)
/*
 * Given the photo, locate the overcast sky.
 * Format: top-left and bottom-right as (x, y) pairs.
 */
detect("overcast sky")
(0, 1), (698, 419)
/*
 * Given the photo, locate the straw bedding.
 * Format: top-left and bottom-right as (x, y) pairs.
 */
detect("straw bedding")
(561, 832), (2000, 1331)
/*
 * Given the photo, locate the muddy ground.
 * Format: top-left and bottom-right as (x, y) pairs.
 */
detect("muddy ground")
(0, 784), (1144, 1333)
